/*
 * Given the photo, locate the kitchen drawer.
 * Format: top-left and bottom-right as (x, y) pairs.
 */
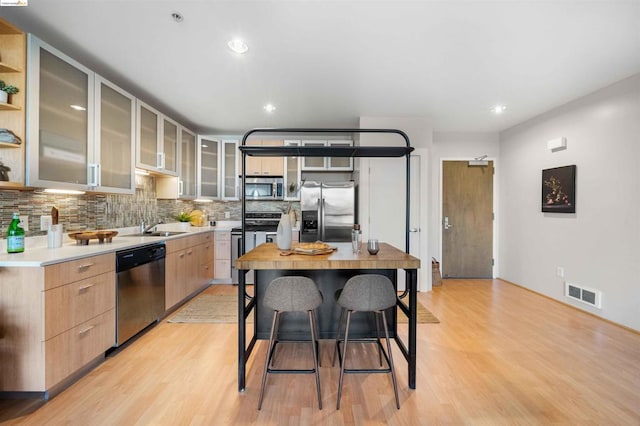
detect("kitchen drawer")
(45, 272), (115, 340)
(45, 253), (115, 290)
(165, 235), (191, 253)
(45, 309), (115, 388)
(214, 231), (230, 242)
(214, 259), (231, 280)
(214, 240), (231, 260)
(196, 231), (213, 245)
(202, 240), (214, 259)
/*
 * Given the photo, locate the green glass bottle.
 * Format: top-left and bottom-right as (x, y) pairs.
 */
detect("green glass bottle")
(7, 212), (25, 253)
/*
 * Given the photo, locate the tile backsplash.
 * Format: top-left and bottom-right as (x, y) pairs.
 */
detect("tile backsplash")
(1, 175), (299, 237)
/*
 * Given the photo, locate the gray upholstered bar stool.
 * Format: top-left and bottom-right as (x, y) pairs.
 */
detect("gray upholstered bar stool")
(334, 274), (400, 410)
(258, 276), (323, 410)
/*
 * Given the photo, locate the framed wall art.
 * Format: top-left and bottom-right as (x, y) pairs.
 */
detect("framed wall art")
(542, 165), (576, 213)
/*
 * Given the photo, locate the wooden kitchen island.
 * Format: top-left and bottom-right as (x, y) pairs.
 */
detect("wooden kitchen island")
(235, 241), (421, 392)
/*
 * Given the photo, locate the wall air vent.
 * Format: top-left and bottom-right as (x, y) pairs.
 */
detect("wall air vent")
(565, 282), (602, 309)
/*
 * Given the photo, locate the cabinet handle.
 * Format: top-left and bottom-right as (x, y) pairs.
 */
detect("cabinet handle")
(178, 180), (184, 196)
(187, 250), (193, 255)
(157, 152), (165, 169)
(77, 262), (95, 271)
(78, 283), (95, 293)
(179, 253), (185, 258)
(79, 325), (94, 336)
(88, 163), (100, 187)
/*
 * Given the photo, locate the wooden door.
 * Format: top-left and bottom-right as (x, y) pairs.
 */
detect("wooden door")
(442, 160), (493, 278)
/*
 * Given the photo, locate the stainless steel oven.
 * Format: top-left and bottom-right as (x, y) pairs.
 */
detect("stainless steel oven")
(231, 230), (277, 284)
(231, 211), (281, 284)
(244, 176), (284, 200)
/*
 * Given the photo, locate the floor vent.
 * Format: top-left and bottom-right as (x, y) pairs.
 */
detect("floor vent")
(565, 282), (602, 309)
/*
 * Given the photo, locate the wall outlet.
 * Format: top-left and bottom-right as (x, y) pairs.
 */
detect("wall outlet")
(224, 211), (230, 219)
(556, 266), (565, 278)
(19, 215), (29, 231)
(41, 215), (53, 231)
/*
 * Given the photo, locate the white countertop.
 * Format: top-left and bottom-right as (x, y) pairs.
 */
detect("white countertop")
(0, 222), (240, 268)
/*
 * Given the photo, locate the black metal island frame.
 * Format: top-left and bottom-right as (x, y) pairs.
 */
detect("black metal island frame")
(235, 128), (419, 392)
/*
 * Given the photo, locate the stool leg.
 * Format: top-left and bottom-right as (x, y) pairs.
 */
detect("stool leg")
(258, 310), (279, 410)
(380, 310), (400, 409)
(337, 310), (352, 410)
(332, 307), (345, 367)
(312, 309), (321, 367)
(374, 311), (383, 366)
(308, 310), (322, 409)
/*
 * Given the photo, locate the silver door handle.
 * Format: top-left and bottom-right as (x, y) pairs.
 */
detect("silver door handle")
(444, 217), (454, 229)
(409, 228), (419, 232)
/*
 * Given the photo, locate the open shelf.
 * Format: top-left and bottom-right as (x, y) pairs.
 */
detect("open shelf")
(239, 145), (414, 158)
(0, 140), (21, 148)
(0, 102), (21, 111)
(0, 61), (20, 73)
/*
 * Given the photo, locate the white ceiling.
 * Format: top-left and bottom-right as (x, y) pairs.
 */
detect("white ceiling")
(3, 1), (640, 135)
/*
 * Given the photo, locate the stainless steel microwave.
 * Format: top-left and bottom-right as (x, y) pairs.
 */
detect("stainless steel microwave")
(244, 176), (284, 200)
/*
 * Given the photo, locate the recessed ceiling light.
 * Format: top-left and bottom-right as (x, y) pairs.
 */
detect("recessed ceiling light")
(171, 12), (184, 23)
(491, 105), (507, 114)
(263, 103), (276, 113)
(228, 38), (249, 54)
(70, 104), (86, 111)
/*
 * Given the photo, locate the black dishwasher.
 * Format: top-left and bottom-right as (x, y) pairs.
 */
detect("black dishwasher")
(115, 243), (166, 346)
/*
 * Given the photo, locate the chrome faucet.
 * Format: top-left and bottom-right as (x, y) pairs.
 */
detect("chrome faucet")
(142, 218), (164, 234)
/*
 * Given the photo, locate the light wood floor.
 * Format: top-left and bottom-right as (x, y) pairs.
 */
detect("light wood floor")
(2, 279), (640, 425)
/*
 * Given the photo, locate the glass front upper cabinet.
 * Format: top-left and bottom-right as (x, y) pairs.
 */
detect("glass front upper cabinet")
(92, 76), (135, 194)
(162, 117), (178, 176)
(198, 136), (219, 199)
(180, 127), (197, 199)
(222, 139), (238, 200)
(136, 100), (161, 172)
(284, 140), (301, 200)
(27, 35), (93, 190)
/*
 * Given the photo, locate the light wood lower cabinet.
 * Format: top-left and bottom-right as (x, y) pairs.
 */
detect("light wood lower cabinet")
(214, 231), (231, 281)
(0, 253), (115, 393)
(165, 231), (214, 310)
(45, 309), (115, 388)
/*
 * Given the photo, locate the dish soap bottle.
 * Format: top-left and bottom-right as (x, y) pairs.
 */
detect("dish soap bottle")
(7, 212), (25, 253)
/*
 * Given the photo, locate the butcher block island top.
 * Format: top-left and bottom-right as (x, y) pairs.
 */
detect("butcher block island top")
(235, 242), (420, 270)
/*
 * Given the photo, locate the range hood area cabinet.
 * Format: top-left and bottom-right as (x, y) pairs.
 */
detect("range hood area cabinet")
(240, 139), (284, 176)
(0, 18), (26, 189)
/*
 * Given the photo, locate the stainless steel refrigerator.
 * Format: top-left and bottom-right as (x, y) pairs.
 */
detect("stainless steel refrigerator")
(300, 181), (356, 242)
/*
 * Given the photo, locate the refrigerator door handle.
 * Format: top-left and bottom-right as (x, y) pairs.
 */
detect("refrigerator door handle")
(321, 197), (326, 241)
(316, 197), (322, 241)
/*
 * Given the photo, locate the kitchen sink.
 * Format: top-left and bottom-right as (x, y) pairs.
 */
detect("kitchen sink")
(130, 231), (188, 237)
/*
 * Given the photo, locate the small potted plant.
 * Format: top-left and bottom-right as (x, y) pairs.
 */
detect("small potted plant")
(174, 210), (193, 230)
(0, 80), (19, 104)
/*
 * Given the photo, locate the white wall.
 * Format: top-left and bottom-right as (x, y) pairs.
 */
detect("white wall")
(358, 117), (432, 290)
(430, 133), (500, 270)
(499, 73), (640, 331)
